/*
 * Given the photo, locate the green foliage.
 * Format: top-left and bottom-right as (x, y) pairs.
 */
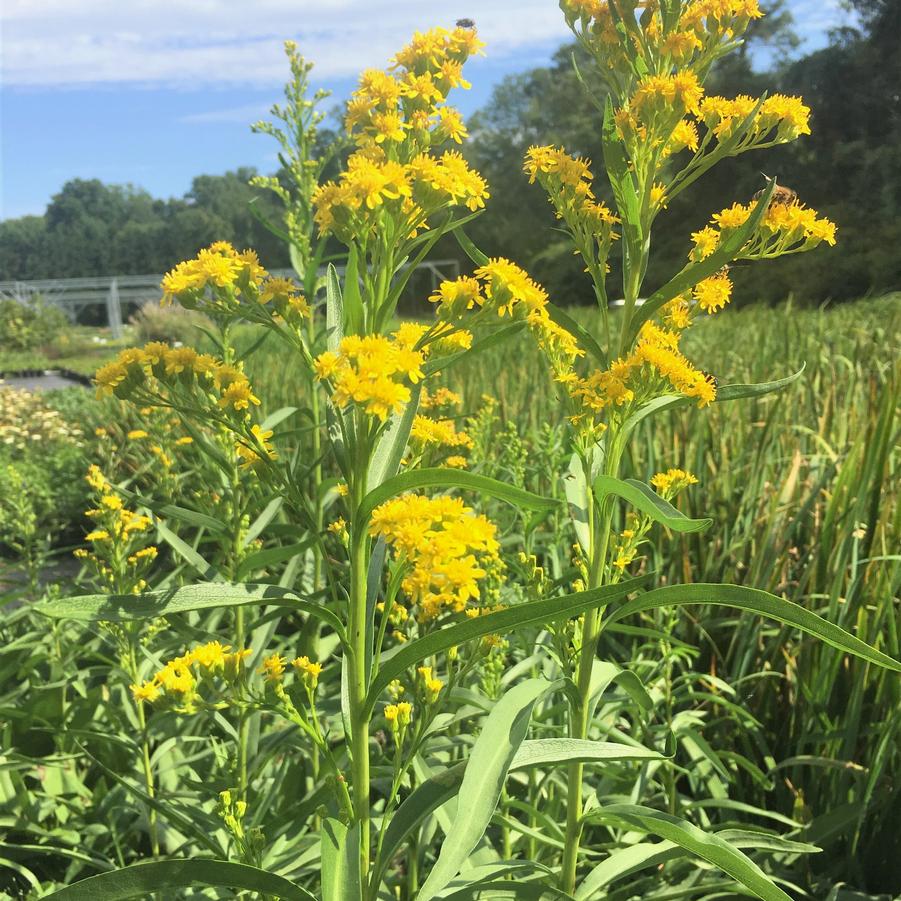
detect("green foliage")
(0, 297), (69, 351)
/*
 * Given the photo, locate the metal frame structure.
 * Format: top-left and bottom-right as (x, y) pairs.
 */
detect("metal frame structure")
(0, 259), (460, 339)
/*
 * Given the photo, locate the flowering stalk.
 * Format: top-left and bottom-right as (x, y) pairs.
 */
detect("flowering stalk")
(518, 0), (840, 891)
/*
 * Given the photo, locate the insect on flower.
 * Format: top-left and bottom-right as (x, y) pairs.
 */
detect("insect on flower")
(753, 174), (799, 205)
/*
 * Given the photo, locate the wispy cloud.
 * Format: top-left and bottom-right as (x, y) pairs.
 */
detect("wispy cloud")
(179, 102), (277, 125)
(1, 1), (571, 88)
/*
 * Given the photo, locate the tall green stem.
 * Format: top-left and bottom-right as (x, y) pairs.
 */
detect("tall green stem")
(348, 426), (373, 881)
(560, 440), (623, 893)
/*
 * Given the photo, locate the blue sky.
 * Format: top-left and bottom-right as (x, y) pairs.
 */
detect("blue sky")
(1, 0), (852, 221)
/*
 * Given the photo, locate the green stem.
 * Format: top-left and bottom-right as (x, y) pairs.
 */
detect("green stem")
(348, 426), (373, 882)
(128, 644), (160, 856)
(560, 441), (623, 893)
(235, 606), (250, 802)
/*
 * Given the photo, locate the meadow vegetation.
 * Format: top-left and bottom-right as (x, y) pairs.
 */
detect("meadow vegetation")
(1, 4), (899, 901)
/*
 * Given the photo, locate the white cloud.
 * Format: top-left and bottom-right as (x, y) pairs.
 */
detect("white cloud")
(1, 1), (571, 88)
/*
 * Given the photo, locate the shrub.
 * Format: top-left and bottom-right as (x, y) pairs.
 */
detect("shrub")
(0, 296), (69, 351)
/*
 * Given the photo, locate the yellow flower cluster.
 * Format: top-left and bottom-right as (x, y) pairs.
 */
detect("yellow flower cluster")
(131, 641), (251, 708)
(235, 424), (277, 469)
(524, 145), (619, 236)
(566, 322), (717, 437)
(75, 466), (157, 594)
(369, 493), (502, 621)
(419, 386), (462, 410)
(313, 27), (488, 245)
(95, 342), (261, 415)
(430, 258), (548, 320)
(417, 665), (444, 704)
(313, 326), (427, 421)
(313, 148), (488, 243)
(693, 198), (837, 262)
(699, 93), (811, 145)
(162, 242), (310, 327)
(346, 26), (482, 147)
(562, 0), (763, 84)
(651, 468), (700, 497)
(410, 415), (473, 452)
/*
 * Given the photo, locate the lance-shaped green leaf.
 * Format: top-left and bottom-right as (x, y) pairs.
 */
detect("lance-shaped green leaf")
(116, 488), (227, 534)
(417, 678), (554, 901)
(34, 582), (347, 645)
(424, 322), (525, 376)
(366, 575), (647, 713)
(368, 383), (422, 489)
(576, 842), (684, 900)
(620, 364), (805, 440)
(322, 819), (361, 901)
(342, 245), (363, 335)
(602, 583), (901, 672)
(325, 262), (343, 352)
(355, 467), (560, 534)
(453, 226), (490, 266)
(546, 302), (608, 368)
(594, 475), (713, 533)
(582, 804), (792, 901)
(154, 520), (220, 581)
(377, 736), (658, 892)
(39, 859), (317, 901)
(628, 178), (777, 342)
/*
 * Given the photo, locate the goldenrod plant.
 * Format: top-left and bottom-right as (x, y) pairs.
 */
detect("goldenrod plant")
(32, 11), (900, 901)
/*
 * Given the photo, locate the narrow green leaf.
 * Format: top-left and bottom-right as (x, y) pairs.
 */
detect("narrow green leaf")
(366, 575), (646, 713)
(620, 364), (805, 438)
(243, 495), (284, 547)
(260, 405), (298, 431)
(509, 738), (663, 769)
(546, 302), (608, 368)
(377, 734), (660, 881)
(417, 678), (553, 901)
(34, 582), (347, 644)
(237, 539), (314, 580)
(594, 475), (712, 533)
(602, 96), (641, 248)
(603, 583), (901, 672)
(154, 520), (220, 580)
(587, 660), (654, 720)
(583, 804), (792, 901)
(343, 245), (363, 335)
(368, 382), (422, 489)
(322, 819), (361, 901)
(117, 489), (227, 534)
(39, 859), (317, 901)
(326, 262), (343, 352)
(356, 467), (559, 534)
(289, 241), (306, 281)
(453, 227), (490, 266)
(576, 842), (683, 900)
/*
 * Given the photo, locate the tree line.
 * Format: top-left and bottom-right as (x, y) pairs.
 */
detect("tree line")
(1, 0), (897, 306)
